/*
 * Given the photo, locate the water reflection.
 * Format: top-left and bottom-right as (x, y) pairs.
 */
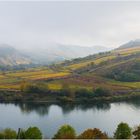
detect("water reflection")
(1, 98), (140, 138)
(3, 102), (111, 116)
(125, 98), (140, 109)
(15, 102), (51, 116)
(2, 98), (140, 117)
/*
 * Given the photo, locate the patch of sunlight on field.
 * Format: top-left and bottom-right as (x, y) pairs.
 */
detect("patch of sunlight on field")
(94, 55), (116, 64)
(0, 78), (20, 84)
(70, 85), (93, 90)
(27, 72), (70, 80)
(104, 58), (135, 70)
(66, 62), (91, 70)
(115, 47), (140, 55)
(0, 67), (70, 90)
(6, 69), (53, 77)
(47, 80), (93, 91)
(66, 55), (116, 70)
(48, 83), (62, 90)
(0, 84), (20, 89)
(0, 75), (6, 78)
(122, 82), (140, 88)
(106, 78), (140, 89)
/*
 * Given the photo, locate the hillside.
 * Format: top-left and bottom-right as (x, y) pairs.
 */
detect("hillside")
(1, 44), (140, 102)
(0, 44), (31, 66)
(48, 46), (140, 93)
(0, 43), (108, 66)
(118, 39), (140, 50)
(0, 45), (140, 90)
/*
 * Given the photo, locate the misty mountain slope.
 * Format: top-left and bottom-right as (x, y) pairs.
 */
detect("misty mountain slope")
(118, 39), (140, 49)
(52, 44), (108, 58)
(0, 43), (108, 66)
(21, 44), (108, 64)
(0, 44), (31, 66)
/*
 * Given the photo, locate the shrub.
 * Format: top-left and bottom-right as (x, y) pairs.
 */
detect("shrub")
(53, 124), (76, 139)
(117, 72), (139, 82)
(94, 87), (111, 97)
(57, 96), (74, 103)
(0, 132), (4, 139)
(114, 122), (132, 139)
(59, 84), (75, 99)
(24, 127), (42, 139)
(0, 128), (17, 139)
(20, 82), (49, 93)
(75, 88), (94, 98)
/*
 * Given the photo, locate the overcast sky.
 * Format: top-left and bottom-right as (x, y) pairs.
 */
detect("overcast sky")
(0, 1), (140, 49)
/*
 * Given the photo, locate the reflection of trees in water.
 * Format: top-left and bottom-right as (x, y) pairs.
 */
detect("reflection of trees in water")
(58, 102), (111, 115)
(14, 102), (51, 116)
(7, 102), (111, 116)
(2, 98), (140, 116)
(77, 103), (111, 111)
(58, 103), (76, 114)
(123, 97), (140, 109)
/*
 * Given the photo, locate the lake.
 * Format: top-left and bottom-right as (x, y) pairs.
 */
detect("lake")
(0, 99), (140, 138)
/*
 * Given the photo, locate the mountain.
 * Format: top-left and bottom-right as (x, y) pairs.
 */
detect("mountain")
(20, 43), (108, 64)
(0, 43), (109, 66)
(0, 44), (31, 66)
(118, 39), (140, 49)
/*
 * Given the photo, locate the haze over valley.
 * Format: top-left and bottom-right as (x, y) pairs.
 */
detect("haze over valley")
(0, 39), (140, 66)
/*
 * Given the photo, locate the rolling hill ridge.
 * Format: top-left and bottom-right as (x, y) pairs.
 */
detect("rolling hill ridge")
(118, 39), (140, 50)
(0, 43), (140, 91)
(0, 44), (31, 66)
(1, 42), (140, 102)
(0, 43), (108, 66)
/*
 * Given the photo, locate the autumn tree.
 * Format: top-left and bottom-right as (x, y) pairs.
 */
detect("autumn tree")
(78, 128), (108, 139)
(133, 125), (140, 139)
(0, 128), (17, 139)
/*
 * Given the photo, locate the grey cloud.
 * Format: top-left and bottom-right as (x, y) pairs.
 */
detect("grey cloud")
(0, 1), (140, 48)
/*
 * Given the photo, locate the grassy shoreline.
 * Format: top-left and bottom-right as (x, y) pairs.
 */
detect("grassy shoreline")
(0, 89), (140, 104)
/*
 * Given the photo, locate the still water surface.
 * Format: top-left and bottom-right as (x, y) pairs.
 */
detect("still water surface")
(0, 100), (140, 138)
